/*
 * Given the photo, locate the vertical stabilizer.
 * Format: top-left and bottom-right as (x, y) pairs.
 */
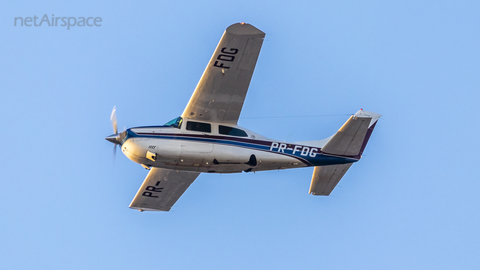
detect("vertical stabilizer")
(321, 110), (381, 158)
(309, 110), (381, 196)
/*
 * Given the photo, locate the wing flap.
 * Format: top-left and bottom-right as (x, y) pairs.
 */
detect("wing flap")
(309, 164), (353, 196)
(129, 168), (200, 211)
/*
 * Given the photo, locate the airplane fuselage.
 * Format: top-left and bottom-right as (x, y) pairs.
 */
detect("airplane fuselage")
(119, 117), (358, 174)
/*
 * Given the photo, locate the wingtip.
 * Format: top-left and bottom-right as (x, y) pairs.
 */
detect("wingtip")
(226, 23), (265, 36)
(354, 109), (382, 119)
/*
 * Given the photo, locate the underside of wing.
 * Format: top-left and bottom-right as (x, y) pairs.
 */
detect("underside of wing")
(129, 168), (200, 211)
(182, 23), (265, 124)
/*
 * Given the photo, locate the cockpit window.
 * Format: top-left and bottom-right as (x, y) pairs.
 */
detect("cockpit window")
(219, 125), (248, 137)
(164, 117), (183, 128)
(186, 121), (211, 133)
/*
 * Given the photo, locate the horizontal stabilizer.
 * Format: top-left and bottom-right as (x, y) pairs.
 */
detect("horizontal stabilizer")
(321, 110), (381, 158)
(309, 164), (353, 195)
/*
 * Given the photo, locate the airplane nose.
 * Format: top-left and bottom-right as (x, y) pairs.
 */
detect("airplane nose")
(120, 139), (148, 165)
(105, 134), (120, 145)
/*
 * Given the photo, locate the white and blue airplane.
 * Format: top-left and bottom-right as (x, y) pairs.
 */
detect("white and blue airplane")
(106, 23), (381, 212)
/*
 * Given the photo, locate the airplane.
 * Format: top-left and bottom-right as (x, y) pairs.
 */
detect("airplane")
(105, 23), (381, 212)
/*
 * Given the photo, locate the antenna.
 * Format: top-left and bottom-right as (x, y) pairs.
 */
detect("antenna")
(284, 132), (293, 142)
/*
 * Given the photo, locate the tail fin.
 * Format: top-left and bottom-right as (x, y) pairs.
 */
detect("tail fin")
(309, 110), (381, 196)
(321, 110), (381, 159)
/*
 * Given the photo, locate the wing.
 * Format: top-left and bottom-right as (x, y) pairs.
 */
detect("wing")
(182, 23), (265, 124)
(129, 168), (200, 211)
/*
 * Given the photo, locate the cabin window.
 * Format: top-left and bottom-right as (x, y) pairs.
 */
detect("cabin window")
(186, 121), (211, 133)
(164, 117), (183, 128)
(219, 125), (248, 137)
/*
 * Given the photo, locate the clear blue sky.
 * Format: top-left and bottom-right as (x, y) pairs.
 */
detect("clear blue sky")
(2, 1), (480, 269)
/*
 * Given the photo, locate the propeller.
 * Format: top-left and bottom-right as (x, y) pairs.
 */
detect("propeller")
(106, 106), (123, 162)
(111, 106), (118, 134)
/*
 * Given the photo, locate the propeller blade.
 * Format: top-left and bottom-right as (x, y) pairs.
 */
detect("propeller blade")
(111, 106), (118, 134)
(113, 144), (117, 164)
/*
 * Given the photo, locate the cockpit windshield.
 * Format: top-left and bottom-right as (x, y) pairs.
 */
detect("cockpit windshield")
(164, 116), (183, 128)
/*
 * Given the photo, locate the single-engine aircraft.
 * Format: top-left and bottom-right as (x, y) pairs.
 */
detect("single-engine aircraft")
(106, 23), (381, 212)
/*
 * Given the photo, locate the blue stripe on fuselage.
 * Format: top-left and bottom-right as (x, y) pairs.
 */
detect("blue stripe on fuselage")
(127, 130), (357, 166)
